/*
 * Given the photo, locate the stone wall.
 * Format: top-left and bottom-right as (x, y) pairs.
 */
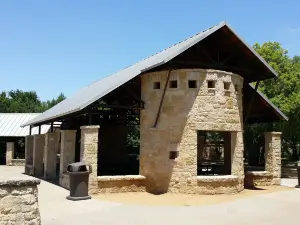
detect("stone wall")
(80, 126), (99, 195)
(11, 159), (25, 166)
(244, 171), (273, 188)
(96, 175), (146, 193)
(5, 142), (14, 166)
(265, 132), (282, 185)
(281, 166), (297, 178)
(0, 178), (41, 224)
(25, 136), (34, 175)
(140, 69), (244, 194)
(59, 173), (70, 190)
(196, 175), (242, 194)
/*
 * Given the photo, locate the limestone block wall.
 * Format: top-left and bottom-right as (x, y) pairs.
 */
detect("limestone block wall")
(25, 136), (34, 175)
(5, 142), (14, 166)
(44, 132), (60, 180)
(59, 130), (76, 189)
(33, 134), (45, 177)
(244, 171), (273, 188)
(0, 178), (41, 224)
(11, 159), (25, 166)
(140, 69), (244, 194)
(96, 175), (146, 193)
(80, 126), (99, 194)
(265, 132), (282, 185)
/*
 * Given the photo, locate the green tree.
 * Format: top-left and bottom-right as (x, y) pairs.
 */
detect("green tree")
(0, 90), (66, 113)
(247, 42), (300, 161)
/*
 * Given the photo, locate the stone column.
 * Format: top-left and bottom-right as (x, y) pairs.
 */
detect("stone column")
(230, 131), (244, 191)
(44, 132), (60, 180)
(33, 134), (45, 177)
(6, 142), (14, 166)
(25, 136), (34, 174)
(80, 125), (99, 194)
(59, 130), (76, 188)
(265, 132), (282, 185)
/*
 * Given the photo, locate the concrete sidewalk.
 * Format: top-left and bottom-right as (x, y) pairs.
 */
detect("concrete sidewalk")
(1, 166), (300, 225)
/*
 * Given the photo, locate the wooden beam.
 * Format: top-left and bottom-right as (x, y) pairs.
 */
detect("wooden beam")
(153, 69), (172, 127)
(121, 85), (144, 108)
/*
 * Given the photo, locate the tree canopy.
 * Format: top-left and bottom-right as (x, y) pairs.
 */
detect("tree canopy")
(246, 42), (300, 162)
(0, 90), (66, 113)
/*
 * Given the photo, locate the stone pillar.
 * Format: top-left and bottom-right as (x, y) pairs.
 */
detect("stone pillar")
(265, 132), (282, 185)
(230, 131), (244, 191)
(59, 130), (76, 188)
(6, 142), (14, 166)
(80, 125), (99, 194)
(44, 132), (60, 180)
(33, 134), (45, 177)
(25, 136), (34, 174)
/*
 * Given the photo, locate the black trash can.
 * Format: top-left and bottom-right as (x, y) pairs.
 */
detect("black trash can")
(66, 162), (92, 201)
(296, 166), (300, 188)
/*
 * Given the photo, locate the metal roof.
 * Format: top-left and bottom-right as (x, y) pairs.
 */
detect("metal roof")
(0, 113), (51, 137)
(23, 21), (278, 127)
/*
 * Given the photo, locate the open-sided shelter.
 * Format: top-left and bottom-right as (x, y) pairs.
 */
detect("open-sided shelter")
(22, 21), (287, 194)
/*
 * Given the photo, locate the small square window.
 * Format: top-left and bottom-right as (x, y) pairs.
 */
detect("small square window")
(234, 84), (238, 92)
(153, 82), (160, 90)
(188, 80), (197, 88)
(207, 81), (215, 89)
(224, 82), (230, 90)
(169, 80), (178, 88)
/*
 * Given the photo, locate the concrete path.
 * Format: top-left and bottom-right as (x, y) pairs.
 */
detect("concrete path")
(1, 166), (300, 225)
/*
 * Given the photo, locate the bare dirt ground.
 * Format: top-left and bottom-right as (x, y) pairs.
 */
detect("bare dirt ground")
(93, 185), (292, 206)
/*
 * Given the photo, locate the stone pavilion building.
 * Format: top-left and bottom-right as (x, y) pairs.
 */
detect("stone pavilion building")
(22, 21), (288, 195)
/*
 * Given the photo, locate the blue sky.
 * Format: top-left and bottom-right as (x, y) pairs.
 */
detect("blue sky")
(1, 0), (299, 100)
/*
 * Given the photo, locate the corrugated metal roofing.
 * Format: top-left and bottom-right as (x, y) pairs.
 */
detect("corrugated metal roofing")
(23, 21), (278, 127)
(0, 113), (50, 137)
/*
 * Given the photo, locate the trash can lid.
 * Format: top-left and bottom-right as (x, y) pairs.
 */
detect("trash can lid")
(67, 162), (88, 172)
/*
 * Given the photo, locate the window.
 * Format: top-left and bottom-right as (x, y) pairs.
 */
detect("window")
(197, 131), (231, 176)
(153, 81), (160, 90)
(224, 82), (230, 91)
(188, 80), (197, 88)
(207, 81), (215, 89)
(169, 80), (178, 88)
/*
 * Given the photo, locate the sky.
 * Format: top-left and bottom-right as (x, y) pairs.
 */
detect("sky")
(1, 0), (300, 101)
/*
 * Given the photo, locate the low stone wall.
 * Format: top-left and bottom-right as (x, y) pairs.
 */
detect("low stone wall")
(11, 159), (25, 167)
(281, 166), (298, 178)
(96, 175), (146, 193)
(0, 178), (41, 224)
(59, 173), (70, 190)
(244, 171), (273, 188)
(25, 164), (34, 176)
(196, 175), (243, 194)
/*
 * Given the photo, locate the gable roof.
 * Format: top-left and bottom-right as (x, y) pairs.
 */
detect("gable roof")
(0, 113), (50, 137)
(22, 21), (278, 127)
(244, 84), (288, 123)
